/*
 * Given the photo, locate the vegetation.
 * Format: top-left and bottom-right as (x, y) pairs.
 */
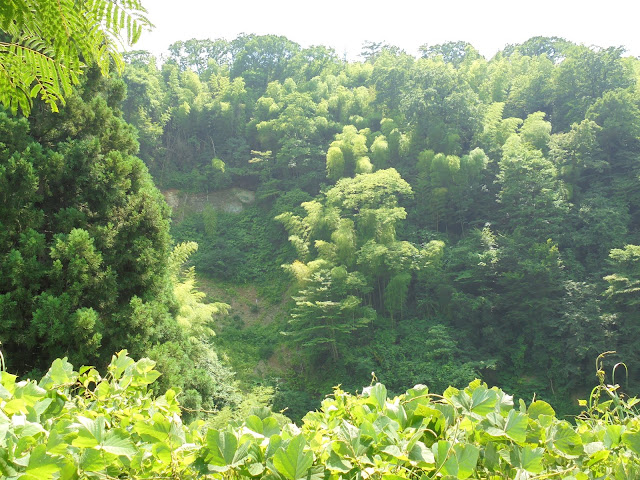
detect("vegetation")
(2, 351), (640, 479)
(3, 0), (640, 476)
(0, 0), (151, 116)
(110, 35), (640, 414)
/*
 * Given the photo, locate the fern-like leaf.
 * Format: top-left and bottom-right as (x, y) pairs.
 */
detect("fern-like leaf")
(0, 0), (152, 116)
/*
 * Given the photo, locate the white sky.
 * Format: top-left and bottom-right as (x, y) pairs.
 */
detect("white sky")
(132, 0), (640, 60)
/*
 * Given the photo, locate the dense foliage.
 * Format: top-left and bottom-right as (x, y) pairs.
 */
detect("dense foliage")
(2, 352), (640, 480)
(0, 67), (241, 415)
(3, 0), (640, 469)
(115, 35), (640, 413)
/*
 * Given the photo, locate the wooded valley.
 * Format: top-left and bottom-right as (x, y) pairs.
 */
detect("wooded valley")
(2, 3), (640, 477)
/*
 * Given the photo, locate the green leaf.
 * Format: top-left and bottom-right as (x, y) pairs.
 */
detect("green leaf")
(246, 415), (264, 435)
(14, 381), (46, 408)
(604, 424), (623, 448)
(0, 372), (17, 394)
(381, 444), (405, 460)
(205, 430), (249, 471)
(408, 441), (435, 466)
(110, 350), (134, 380)
(248, 462), (266, 476)
(504, 410), (528, 443)
(3, 398), (27, 415)
(46, 428), (68, 455)
(72, 416), (105, 448)
(273, 435), (313, 480)
(265, 433), (283, 460)
(134, 415), (171, 442)
(206, 430), (237, 468)
(80, 448), (108, 472)
(527, 400), (555, 420)
(433, 440), (458, 477)
(262, 417), (281, 437)
(470, 387), (497, 416)
(510, 446), (544, 474)
(25, 444), (60, 479)
(365, 383), (387, 410)
(0, 382), (11, 400)
(101, 430), (136, 458)
(585, 447), (609, 467)
(551, 422), (583, 457)
(326, 450), (352, 473)
(31, 398), (53, 420)
(621, 430), (640, 455)
(39, 357), (75, 389)
(453, 443), (479, 479)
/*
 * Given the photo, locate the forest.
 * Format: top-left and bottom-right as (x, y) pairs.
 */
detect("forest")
(3, 2), (640, 478)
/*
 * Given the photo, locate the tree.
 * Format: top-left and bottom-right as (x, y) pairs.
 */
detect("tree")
(287, 266), (374, 362)
(0, 70), (174, 372)
(553, 45), (633, 130)
(604, 245), (640, 375)
(419, 41), (481, 67)
(496, 134), (569, 241)
(0, 0), (151, 115)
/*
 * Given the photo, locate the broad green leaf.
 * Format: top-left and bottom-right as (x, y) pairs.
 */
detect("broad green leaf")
(0, 382), (11, 400)
(483, 442), (500, 470)
(504, 410), (528, 443)
(110, 350), (135, 380)
(433, 440), (458, 477)
(3, 398), (27, 415)
(453, 443), (479, 479)
(585, 448), (609, 467)
(102, 430), (136, 458)
(248, 462), (266, 476)
(621, 430), (640, 455)
(134, 416), (171, 442)
(72, 416), (105, 448)
(151, 442), (172, 466)
(604, 424), (624, 448)
(95, 381), (111, 400)
(381, 444), (405, 460)
(263, 416), (281, 437)
(386, 402), (407, 429)
(510, 446), (544, 474)
(433, 403), (456, 426)
(551, 422), (583, 457)
(206, 430), (238, 468)
(39, 357), (75, 389)
(0, 372), (17, 394)
(30, 398), (53, 421)
(80, 448), (108, 472)
(339, 421), (365, 455)
(470, 387), (497, 416)
(326, 450), (352, 473)
(273, 435), (313, 480)
(408, 441), (435, 466)
(46, 428), (69, 455)
(265, 433), (283, 459)
(25, 444), (60, 479)
(245, 415), (264, 435)
(15, 418), (45, 438)
(414, 404), (446, 439)
(130, 357), (161, 386)
(364, 383), (387, 410)
(14, 381), (46, 408)
(528, 400), (555, 420)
